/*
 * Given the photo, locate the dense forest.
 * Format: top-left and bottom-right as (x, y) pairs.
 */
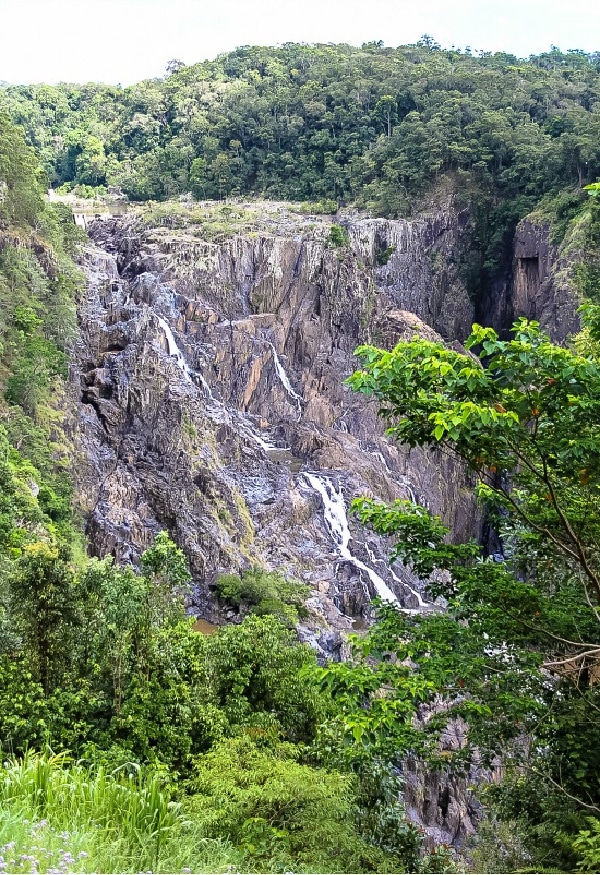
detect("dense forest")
(3, 40), (600, 295)
(2, 41), (600, 210)
(1, 39), (600, 873)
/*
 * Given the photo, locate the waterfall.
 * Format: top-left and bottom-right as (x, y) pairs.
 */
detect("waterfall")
(302, 472), (399, 606)
(363, 541), (425, 610)
(266, 341), (303, 418)
(156, 316), (192, 382)
(156, 315), (218, 399)
(240, 424), (278, 451)
(397, 475), (418, 507)
(156, 316), (293, 452)
(388, 565), (427, 610)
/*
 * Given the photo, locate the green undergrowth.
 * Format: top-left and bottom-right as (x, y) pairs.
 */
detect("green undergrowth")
(0, 743), (420, 874)
(0, 750), (242, 874)
(215, 567), (310, 626)
(0, 112), (85, 553)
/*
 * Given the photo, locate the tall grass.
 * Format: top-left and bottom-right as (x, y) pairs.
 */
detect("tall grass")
(0, 750), (241, 873)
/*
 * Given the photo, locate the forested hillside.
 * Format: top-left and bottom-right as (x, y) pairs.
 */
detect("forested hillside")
(3, 41), (599, 298)
(2, 42), (600, 213)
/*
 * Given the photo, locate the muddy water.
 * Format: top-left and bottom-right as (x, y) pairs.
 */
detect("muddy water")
(193, 618), (219, 635)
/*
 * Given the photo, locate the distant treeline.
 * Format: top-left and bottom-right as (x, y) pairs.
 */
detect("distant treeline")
(1, 41), (599, 219)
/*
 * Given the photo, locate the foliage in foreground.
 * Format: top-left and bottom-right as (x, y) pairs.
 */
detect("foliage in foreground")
(308, 311), (600, 872)
(0, 749), (241, 874)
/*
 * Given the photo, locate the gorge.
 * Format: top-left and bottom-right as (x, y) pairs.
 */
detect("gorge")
(69, 198), (578, 638)
(2, 40), (599, 872)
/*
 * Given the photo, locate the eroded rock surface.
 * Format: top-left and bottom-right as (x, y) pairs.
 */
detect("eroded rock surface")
(482, 216), (582, 343)
(68, 199), (572, 847)
(66, 202), (480, 644)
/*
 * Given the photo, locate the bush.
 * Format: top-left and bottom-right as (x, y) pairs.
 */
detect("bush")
(204, 614), (327, 743)
(215, 566), (309, 625)
(299, 198), (338, 214)
(327, 223), (350, 247)
(376, 244), (396, 265)
(189, 735), (402, 872)
(573, 818), (600, 872)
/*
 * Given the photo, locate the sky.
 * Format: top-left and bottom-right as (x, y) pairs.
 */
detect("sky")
(1, 0), (598, 86)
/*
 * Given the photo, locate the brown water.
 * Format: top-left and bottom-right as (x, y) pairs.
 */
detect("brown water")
(193, 618), (219, 635)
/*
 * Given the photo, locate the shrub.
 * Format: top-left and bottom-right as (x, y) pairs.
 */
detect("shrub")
(189, 735), (401, 872)
(327, 223), (350, 247)
(215, 566), (309, 625)
(204, 615), (327, 743)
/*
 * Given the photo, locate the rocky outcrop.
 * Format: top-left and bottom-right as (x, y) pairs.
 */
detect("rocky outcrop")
(483, 217), (582, 343)
(511, 218), (581, 342)
(66, 201), (480, 646)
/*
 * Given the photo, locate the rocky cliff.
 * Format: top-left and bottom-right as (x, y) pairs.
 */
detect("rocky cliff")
(65, 199), (480, 655)
(65, 196), (583, 849)
(512, 218), (582, 342)
(482, 216), (582, 343)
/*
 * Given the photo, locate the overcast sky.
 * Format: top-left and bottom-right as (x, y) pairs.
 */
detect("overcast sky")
(1, 0), (598, 86)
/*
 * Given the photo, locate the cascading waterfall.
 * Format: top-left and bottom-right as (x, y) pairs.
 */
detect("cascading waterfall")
(156, 314), (219, 400)
(302, 472), (400, 606)
(363, 541), (425, 611)
(240, 424), (279, 451)
(266, 341), (303, 418)
(156, 315), (288, 452)
(156, 316), (193, 383)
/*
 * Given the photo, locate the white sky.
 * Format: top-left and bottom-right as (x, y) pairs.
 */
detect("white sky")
(1, 0), (598, 86)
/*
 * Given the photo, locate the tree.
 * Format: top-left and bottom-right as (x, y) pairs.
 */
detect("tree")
(9, 541), (78, 695)
(188, 734), (411, 873)
(312, 315), (600, 869)
(0, 112), (44, 228)
(75, 135), (107, 186)
(374, 95), (397, 138)
(189, 156), (207, 199)
(165, 59), (186, 76)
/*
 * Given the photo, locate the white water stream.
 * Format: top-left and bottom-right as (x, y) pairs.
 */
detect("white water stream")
(156, 315), (218, 400)
(302, 472), (399, 606)
(266, 341), (303, 418)
(156, 316), (193, 382)
(363, 541), (426, 611)
(157, 316), (291, 453)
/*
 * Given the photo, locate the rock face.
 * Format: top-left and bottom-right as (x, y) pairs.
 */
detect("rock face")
(512, 218), (581, 342)
(66, 202), (480, 638)
(482, 217), (581, 343)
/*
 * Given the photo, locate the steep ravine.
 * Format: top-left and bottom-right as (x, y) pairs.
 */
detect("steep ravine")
(65, 200), (578, 849)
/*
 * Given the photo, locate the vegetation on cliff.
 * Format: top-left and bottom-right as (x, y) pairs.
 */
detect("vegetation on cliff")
(2, 40), (600, 284)
(318, 298), (600, 871)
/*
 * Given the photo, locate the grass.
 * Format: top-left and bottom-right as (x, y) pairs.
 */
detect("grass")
(0, 750), (242, 873)
(132, 198), (337, 243)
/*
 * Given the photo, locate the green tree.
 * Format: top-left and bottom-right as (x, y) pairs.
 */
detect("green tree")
(188, 734), (408, 873)
(312, 315), (600, 869)
(8, 541), (78, 695)
(188, 156), (207, 199)
(0, 112), (44, 228)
